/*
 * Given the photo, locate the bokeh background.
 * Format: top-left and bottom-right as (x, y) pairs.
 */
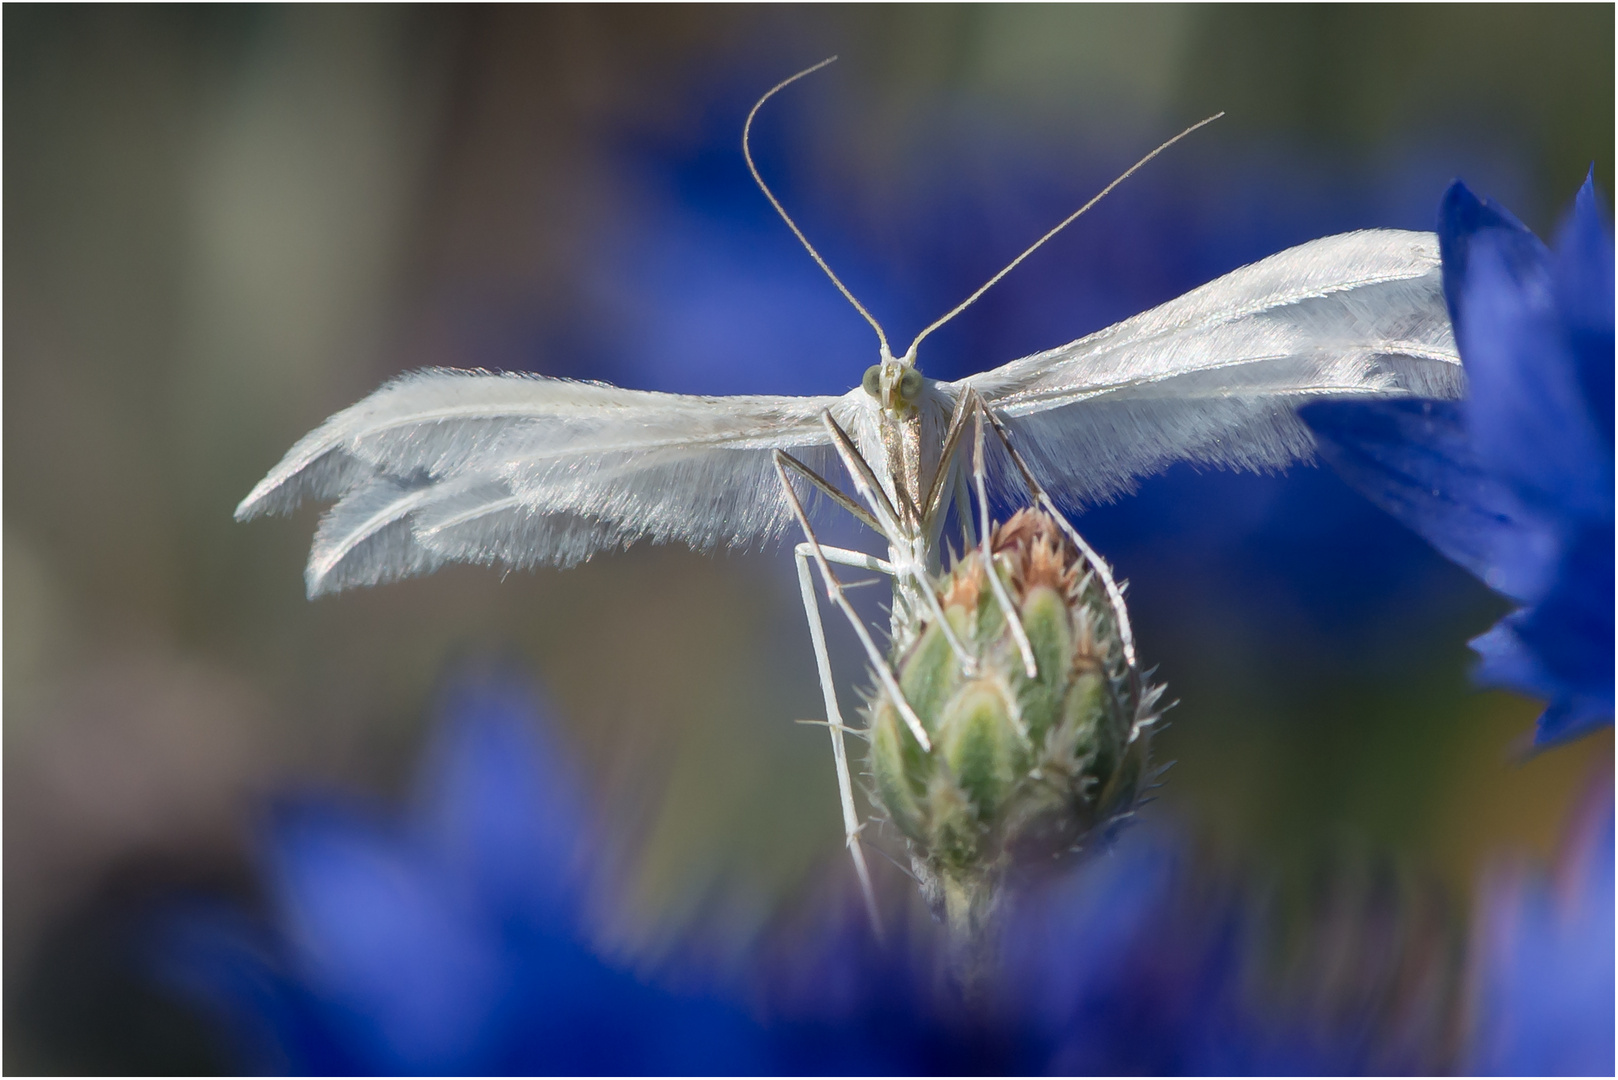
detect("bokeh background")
(5, 5), (1612, 1072)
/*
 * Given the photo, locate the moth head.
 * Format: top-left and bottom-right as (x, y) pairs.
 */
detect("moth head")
(862, 359), (924, 415)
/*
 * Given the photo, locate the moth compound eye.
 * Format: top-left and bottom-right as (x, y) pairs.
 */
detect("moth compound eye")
(899, 368), (924, 401)
(862, 365), (883, 398)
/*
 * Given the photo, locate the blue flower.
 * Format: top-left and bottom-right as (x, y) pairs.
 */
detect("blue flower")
(154, 671), (776, 1075)
(155, 667), (1481, 1075)
(1466, 782), (1615, 1075)
(1305, 173), (1614, 745)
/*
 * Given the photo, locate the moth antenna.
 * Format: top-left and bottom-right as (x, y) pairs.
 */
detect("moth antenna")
(744, 57), (896, 361)
(902, 112), (1225, 361)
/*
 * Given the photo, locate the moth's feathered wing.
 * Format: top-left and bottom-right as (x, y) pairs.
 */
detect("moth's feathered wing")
(240, 228), (1461, 596)
(951, 229), (1461, 508)
(235, 373), (855, 596)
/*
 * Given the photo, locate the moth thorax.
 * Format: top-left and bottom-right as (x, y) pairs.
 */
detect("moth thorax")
(864, 508), (1159, 944)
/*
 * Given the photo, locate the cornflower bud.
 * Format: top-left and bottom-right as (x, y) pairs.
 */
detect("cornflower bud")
(865, 508), (1164, 957)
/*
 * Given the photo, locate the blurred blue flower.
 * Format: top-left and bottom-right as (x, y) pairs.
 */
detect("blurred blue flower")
(156, 672), (775, 1074)
(156, 667), (1473, 1075)
(1467, 782), (1615, 1075)
(1306, 173), (1615, 745)
(1008, 840), (1344, 1075)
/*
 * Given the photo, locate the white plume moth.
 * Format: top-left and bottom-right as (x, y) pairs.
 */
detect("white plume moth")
(237, 59), (1462, 932)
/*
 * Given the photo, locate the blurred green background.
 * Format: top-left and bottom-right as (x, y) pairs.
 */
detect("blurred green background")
(5, 6), (1611, 1071)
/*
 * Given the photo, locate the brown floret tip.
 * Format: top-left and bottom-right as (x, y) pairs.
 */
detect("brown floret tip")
(992, 509), (1081, 599)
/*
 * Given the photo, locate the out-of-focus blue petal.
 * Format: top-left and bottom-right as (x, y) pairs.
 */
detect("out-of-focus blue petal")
(162, 663), (1569, 1076)
(1003, 830), (1410, 1076)
(1470, 619), (1555, 699)
(1528, 695), (1618, 750)
(1003, 832), (1179, 1032)
(1468, 616), (1611, 746)
(479, 929), (770, 1076)
(265, 805), (507, 1073)
(1315, 177), (1613, 747)
(1506, 522), (1616, 743)
(150, 902), (357, 1075)
(1556, 169), (1616, 448)
(1457, 237), (1609, 518)
(1468, 785), (1615, 1075)
(158, 672), (784, 1076)
(1014, 840), (1243, 1076)
(1303, 399), (1557, 602)
(1437, 180), (1549, 339)
(594, 205), (883, 398)
(1469, 530), (1615, 746)
(415, 672), (586, 919)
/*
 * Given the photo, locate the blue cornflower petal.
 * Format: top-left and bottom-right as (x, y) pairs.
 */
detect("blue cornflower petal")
(1437, 179), (1550, 339)
(1467, 614), (1611, 747)
(1457, 232), (1609, 519)
(162, 660), (1601, 1076)
(265, 805), (508, 1073)
(415, 672), (587, 919)
(1303, 399), (1557, 602)
(1555, 169), (1616, 447)
(158, 671), (782, 1075)
(1468, 784), (1615, 1075)
(1308, 177), (1614, 746)
(151, 902), (357, 1074)
(1481, 520), (1616, 745)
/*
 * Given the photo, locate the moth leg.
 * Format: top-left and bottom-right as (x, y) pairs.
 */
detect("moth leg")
(920, 388), (975, 549)
(774, 453), (929, 749)
(775, 449), (883, 536)
(819, 412), (905, 535)
(969, 402), (1039, 681)
(818, 412), (977, 675)
(970, 395), (1144, 714)
(953, 464), (977, 552)
(792, 542), (883, 937)
(804, 544), (894, 577)
(775, 450), (918, 937)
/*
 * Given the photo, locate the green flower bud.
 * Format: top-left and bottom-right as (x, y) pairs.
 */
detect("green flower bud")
(863, 508), (1163, 949)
